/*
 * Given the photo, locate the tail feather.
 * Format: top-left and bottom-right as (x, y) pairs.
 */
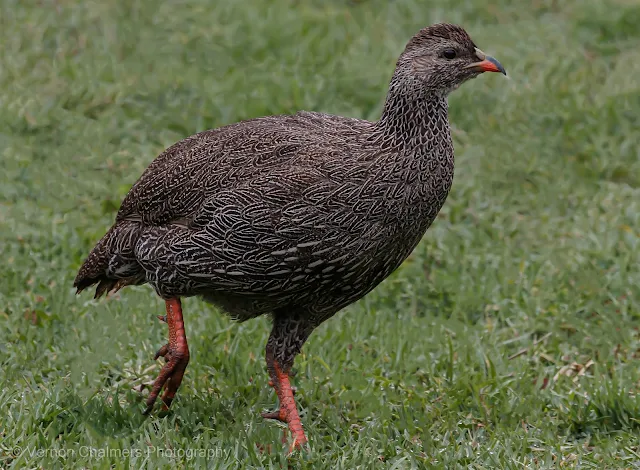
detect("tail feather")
(74, 222), (145, 298)
(74, 230), (114, 294)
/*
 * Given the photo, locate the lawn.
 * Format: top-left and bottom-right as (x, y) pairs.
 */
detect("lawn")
(1, 0), (639, 468)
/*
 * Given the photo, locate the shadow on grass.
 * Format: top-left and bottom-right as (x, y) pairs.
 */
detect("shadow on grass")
(561, 385), (640, 438)
(42, 386), (245, 442)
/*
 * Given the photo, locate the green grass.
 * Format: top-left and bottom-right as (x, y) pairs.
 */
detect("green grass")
(1, 0), (639, 468)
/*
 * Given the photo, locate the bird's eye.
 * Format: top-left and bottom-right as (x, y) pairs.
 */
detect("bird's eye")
(442, 49), (457, 59)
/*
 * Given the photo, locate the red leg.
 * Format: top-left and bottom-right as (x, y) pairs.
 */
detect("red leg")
(261, 353), (308, 452)
(143, 298), (190, 414)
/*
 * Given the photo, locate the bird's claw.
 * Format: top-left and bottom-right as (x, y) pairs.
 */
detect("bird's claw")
(154, 343), (170, 361)
(144, 342), (189, 414)
(261, 409), (286, 422)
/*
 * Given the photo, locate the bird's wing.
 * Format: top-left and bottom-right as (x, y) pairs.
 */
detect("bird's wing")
(134, 163), (395, 299)
(121, 113), (396, 296)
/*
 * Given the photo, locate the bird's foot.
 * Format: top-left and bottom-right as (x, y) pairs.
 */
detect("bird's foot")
(143, 298), (189, 414)
(261, 410), (289, 445)
(262, 361), (308, 452)
(263, 380), (297, 444)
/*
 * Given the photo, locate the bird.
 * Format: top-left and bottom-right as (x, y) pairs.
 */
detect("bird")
(74, 23), (505, 451)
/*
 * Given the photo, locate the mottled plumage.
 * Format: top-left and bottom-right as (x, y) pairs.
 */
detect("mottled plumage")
(74, 23), (505, 450)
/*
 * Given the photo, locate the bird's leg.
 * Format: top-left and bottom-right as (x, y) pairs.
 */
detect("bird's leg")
(262, 352), (307, 450)
(261, 316), (310, 452)
(143, 298), (190, 414)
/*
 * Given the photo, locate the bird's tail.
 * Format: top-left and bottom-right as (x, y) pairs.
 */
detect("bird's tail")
(74, 222), (145, 298)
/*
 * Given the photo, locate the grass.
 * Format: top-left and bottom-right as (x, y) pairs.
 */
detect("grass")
(1, 0), (639, 467)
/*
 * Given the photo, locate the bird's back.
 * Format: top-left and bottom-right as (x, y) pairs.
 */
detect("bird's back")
(117, 111), (373, 225)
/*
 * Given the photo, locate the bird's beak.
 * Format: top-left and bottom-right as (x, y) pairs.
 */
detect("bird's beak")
(464, 48), (506, 75)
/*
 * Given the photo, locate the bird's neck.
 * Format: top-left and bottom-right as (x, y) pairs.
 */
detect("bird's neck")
(372, 75), (451, 155)
(367, 74), (455, 219)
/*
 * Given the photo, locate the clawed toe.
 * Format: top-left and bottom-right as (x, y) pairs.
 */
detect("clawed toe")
(154, 343), (170, 361)
(144, 345), (189, 414)
(261, 409), (286, 422)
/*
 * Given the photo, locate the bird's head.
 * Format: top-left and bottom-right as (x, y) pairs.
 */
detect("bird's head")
(395, 23), (506, 96)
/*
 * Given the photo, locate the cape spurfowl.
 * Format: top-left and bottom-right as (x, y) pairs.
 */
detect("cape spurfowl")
(75, 23), (506, 451)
